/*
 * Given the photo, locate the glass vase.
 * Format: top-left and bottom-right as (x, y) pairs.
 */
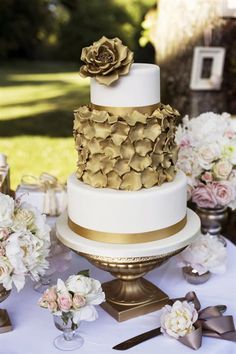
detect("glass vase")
(195, 206), (227, 246)
(53, 315), (84, 351)
(182, 266), (211, 285)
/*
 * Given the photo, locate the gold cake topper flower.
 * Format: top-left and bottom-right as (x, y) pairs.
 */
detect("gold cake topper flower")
(79, 36), (134, 86)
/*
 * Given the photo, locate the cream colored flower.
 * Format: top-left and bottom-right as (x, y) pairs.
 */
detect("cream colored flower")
(13, 208), (35, 231)
(213, 159), (232, 180)
(160, 300), (198, 339)
(0, 256), (13, 290)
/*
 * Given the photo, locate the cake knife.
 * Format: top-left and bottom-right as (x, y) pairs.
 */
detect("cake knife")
(112, 304), (227, 351)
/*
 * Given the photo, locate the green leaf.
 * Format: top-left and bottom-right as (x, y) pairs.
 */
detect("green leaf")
(77, 269), (90, 277)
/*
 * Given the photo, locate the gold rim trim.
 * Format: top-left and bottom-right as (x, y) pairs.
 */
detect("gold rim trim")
(68, 215), (187, 244)
(90, 102), (160, 116)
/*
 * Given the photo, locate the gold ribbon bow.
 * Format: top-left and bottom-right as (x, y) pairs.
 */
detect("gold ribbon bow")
(177, 292), (236, 350)
(21, 173), (66, 216)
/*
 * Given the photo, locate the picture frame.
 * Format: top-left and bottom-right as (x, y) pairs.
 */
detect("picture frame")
(190, 47), (225, 91)
(221, 0), (236, 18)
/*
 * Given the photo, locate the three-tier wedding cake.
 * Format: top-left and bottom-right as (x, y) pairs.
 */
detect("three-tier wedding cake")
(57, 36), (200, 257)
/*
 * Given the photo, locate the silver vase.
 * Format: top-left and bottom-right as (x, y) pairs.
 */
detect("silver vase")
(182, 266), (211, 285)
(195, 206), (228, 246)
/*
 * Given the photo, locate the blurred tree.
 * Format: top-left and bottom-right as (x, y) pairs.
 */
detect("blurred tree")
(0, 0), (54, 60)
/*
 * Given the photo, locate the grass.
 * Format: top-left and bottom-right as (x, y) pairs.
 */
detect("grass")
(0, 61), (90, 189)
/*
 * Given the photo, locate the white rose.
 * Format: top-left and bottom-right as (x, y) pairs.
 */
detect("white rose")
(0, 256), (13, 290)
(66, 274), (105, 324)
(160, 300), (198, 339)
(5, 230), (49, 285)
(197, 143), (221, 170)
(213, 159), (232, 180)
(178, 234), (227, 275)
(0, 193), (14, 228)
(13, 208), (35, 231)
(19, 203), (51, 242)
(186, 113), (229, 147)
(177, 147), (202, 177)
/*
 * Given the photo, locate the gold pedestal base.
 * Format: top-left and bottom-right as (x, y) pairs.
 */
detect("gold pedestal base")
(0, 309), (12, 334)
(101, 278), (169, 321)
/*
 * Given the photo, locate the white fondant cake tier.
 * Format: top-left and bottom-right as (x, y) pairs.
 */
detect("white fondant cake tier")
(56, 209), (200, 258)
(67, 171), (187, 234)
(90, 63), (160, 107)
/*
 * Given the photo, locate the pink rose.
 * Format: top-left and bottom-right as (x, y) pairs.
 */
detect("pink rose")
(180, 138), (190, 148)
(201, 171), (213, 183)
(72, 293), (86, 309)
(0, 228), (10, 241)
(48, 301), (58, 313)
(192, 184), (217, 208)
(43, 287), (57, 302)
(57, 294), (72, 312)
(211, 182), (234, 206)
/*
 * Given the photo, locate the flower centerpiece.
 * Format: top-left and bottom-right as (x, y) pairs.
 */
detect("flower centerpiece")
(176, 112), (236, 240)
(0, 193), (50, 292)
(177, 234), (227, 284)
(38, 272), (105, 351)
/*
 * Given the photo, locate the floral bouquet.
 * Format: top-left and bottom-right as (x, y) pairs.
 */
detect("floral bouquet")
(177, 233), (227, 280)
(0, 193), (50, 292)
(38, 273), (105, 350)
(176, 112), (236, 209)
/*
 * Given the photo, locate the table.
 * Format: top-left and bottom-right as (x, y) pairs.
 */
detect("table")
(1, 240), (236, 354)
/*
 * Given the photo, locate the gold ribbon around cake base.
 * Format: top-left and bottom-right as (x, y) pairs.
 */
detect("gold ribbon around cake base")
(90, 102), (160, 116)
(68, 215), (187, 244)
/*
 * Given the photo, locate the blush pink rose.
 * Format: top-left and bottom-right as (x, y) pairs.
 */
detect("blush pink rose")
(201, 171), (213, 183)
(73, 293), (86, 309)
(57, 294), (72, 312)
(43, 287), (57, 302)
(0, 228), (10, 241)
(211, 182), (234, 206)
(192, 184), (217, 208)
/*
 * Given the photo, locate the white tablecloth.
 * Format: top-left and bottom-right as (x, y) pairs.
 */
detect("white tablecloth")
(1, 239), (236, 354)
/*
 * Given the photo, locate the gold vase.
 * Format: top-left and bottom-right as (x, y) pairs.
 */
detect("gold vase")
(0, 284), (12, 334)
(79, 249), (183, 321)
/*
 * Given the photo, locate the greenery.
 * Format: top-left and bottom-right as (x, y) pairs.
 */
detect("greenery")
(0, 62), (89, 189)
(0, 0), (156, 62)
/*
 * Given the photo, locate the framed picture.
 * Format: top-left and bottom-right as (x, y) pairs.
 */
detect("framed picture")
(221, 0), (236, 18)
(190, 47), (225, 91)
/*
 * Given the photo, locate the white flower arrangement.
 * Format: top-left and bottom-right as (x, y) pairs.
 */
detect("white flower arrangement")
(160, 300), (198, 339)
(177, 234), (227, 275)
(38, 273), (105, 324)
(176, 112), (236, 209)
(0, 193), (50, 291)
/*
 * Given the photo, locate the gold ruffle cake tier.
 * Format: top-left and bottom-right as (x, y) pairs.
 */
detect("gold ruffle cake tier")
(73, 104), (179, 191)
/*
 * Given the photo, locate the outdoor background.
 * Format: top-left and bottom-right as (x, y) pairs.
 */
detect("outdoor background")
(0, 0), (235, 189)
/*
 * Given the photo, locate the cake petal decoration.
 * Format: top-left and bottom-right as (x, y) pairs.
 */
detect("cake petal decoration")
(107, 171), (122, 189)
(79, 36), (134, 86)
(120, 139), (135, 160)
(125, 110), (149, 126)
(83, 171), (107, 188)
(100, 140), (121, 158)
(73, 104), (179, 190)
(134, 139), (153, 156)
(130, 154), (152, 172)
(111, 122), (130, 145)
(114, 159), (131, 176)
(120, 171), (142, 191)
(141, 168), (159, 188)
(94, 122), (111, 139)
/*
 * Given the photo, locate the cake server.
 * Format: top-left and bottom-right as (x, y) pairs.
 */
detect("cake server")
(112, 304), (227, 351)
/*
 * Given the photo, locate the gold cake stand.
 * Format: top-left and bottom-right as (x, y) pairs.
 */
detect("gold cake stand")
(78, 250), (183, 321)
(56, 209), (200, 322)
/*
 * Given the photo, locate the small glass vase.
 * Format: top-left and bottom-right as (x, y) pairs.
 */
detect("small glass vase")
(182, 266), (211, 285)
(53, 315), (84, 351)
(195, 206), (227, 246)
